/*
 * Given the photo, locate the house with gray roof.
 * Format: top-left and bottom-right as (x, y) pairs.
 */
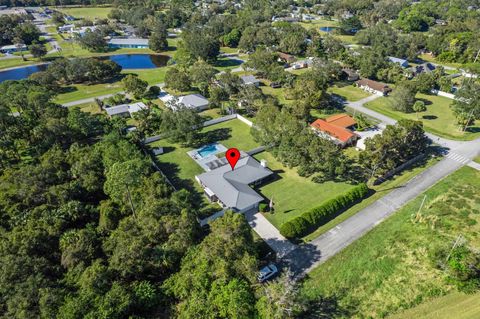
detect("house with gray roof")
(108, 38), (149, 49)
(167, 94), (209, 111)
(240, 75), (261, 87)
(388, 57), (409, 68)
(195, 155), (273, 213)
(105, 102), (148, 117)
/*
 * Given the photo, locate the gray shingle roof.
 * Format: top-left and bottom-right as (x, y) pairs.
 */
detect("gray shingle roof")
(197, 156), (272, 211)
(108, 38), (149, 45)
(105, 104), (129, 116)
(240, 75), (260, 85)
(178, 94), (209, 109)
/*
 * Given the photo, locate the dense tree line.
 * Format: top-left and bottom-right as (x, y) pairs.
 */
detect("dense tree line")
(0, 79), (315, 318)
(30, 58), (122, 87)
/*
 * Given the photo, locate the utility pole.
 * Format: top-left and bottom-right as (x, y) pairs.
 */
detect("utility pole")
(445, 234), (463, 263)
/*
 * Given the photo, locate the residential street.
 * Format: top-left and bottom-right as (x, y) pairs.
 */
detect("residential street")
(282, 95), (480, 277)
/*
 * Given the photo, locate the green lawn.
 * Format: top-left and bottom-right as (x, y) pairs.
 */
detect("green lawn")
(364, 93), (480, 140)
(297, 19), (339, 30)
(148, 119), (260, 190)
(327, 82), (371, 102)
(0, 57), (46, 70)
(253, 152), (355, 229)
(418, 53), (462, 69)
(303, 153), (442, 241)
(300, 166), (480, 318)
(388, 291), (480, 319)
(474, 156), (480, 164)
(58, 7), (112, 19)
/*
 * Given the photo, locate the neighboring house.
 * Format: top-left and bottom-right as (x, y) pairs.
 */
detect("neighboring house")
(435, 19), (447, 25)
(105, 102), (148, 118)
(71, 26), (97, 37)
(195, 155), (273, 213)
(388, 56), (409, 68)
(277, 52), (296, 64)
(167, 94), (209, 111)
(342, 68), (359, 81)
(310, 114), (359, 147)
(108, 38), (149, 49)
(240, 75), (261, 87)
(0, 8), (28, 16)
(293, 59), (313, 69)
(58, 24), (74, 33)
(410, 62), (436, 76)
(64, 15), (75, 22)
(0, 44), (27, 53)
(356, 78), (392, 96)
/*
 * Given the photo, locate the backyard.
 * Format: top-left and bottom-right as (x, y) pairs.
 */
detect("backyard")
(327, 82), (371, 102)
(300, 166), (480, 318)
(148, 119), (260, 190)
(364, 93), (480, 140)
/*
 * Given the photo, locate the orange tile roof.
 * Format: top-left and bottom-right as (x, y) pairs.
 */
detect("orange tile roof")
(310, 119), (357, 143)
(325, 114), (357, 128)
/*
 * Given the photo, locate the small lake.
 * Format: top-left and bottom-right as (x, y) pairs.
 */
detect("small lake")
(0, 54), (170, 83)
(319, 27), (337, 32)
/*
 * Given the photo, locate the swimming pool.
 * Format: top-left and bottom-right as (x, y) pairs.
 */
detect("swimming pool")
(198, 144), (220, 158)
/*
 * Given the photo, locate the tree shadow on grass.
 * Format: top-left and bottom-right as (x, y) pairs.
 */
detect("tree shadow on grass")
(215, 58), (243, 69)
(193, 128), (231, 148)
(298, 295), (353, 319)
(422, 115), (438, 120)
(417, 97), (433, 106)
(57, 86), (78, 94)
(465, 126), (480, 134)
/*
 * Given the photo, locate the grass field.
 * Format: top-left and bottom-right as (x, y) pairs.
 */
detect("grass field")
(253, 151), (355, 229)
(388, 291), (480, 319)
(57, 7), (112, 19)
(474, 156), (480, 164)
(328, 82), (371, 102)
(364, 93), (480, 140)
(300, 166), (480, 318)
(418, 53), (462, 69)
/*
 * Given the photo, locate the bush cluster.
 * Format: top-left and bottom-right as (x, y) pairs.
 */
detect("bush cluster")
(280, 183), (369, 239)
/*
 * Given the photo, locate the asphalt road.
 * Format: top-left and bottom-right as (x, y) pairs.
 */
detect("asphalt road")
(282, 95), (480, 277)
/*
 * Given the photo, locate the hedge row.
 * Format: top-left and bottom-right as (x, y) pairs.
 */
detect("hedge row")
(280, 183), (370, 239)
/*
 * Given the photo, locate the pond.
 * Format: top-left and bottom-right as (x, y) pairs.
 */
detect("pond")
(0, 54), (170, 83)
(319, 26), (337, 32)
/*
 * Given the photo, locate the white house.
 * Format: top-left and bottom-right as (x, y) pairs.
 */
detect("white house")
(105, 102), (148, 118)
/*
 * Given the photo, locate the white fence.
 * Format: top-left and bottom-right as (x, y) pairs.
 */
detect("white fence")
(430, 89), (455, 100)
(236, 114), (254, 127)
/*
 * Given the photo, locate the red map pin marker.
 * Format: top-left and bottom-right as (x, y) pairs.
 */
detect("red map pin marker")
(226, 148), (240, 170)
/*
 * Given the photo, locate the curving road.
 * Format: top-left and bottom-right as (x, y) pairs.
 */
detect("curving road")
(281, 95), (480, 277)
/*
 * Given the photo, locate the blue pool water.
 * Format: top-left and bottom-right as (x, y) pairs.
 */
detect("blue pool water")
(320, 26), (336, 32)
(198, 144), (219, 158)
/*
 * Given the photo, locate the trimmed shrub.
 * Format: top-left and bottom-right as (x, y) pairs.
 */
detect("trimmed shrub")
(280, 183), (369, 239)
(259, 203), (269, 212)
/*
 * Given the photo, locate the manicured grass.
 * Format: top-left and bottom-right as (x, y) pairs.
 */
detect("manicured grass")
(58, 7), (112, 19)
(253, 152), (356, 229)
(300, 166), (480, 318)
(474, 156), (480, 164)
(327, 82), (371, 102)
(303, 154), (441, 241)
(419, 53), (462, 69)
(0, 57), (45, 70)
(199, 108), (223, 120)
(297, 19), (339, 30)
(73, 102), (103, 114)
(148, 119), (260, 190)
(364, 93), (480, 141)
(388, 291), (480, 319)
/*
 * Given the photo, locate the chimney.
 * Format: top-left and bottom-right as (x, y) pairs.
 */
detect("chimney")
(260, 159), (267, 168)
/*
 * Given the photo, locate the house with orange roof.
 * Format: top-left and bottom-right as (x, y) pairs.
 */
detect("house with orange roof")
(310, 114), (359, 147)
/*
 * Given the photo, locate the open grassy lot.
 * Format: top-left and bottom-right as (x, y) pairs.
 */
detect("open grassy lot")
(300, 166), (480, 318)
(474, 156), (480, 164)
(418, 53), (462, 69)
(327, 82), (371, 102)
(57, 7), (112, 20)
(297, 19), (339, 30)
(388, 291), (480, 319)
(148, 119), (260, 190)
(253, 152), (356, 229)
(364, 93), (480, 140)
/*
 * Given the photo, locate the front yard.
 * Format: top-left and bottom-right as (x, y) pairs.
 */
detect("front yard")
(364, 93), (480, 140)
(253, 151), (356, 230)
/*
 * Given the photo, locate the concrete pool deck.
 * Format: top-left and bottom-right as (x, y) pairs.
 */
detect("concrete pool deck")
(187, 143), (228, 171)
